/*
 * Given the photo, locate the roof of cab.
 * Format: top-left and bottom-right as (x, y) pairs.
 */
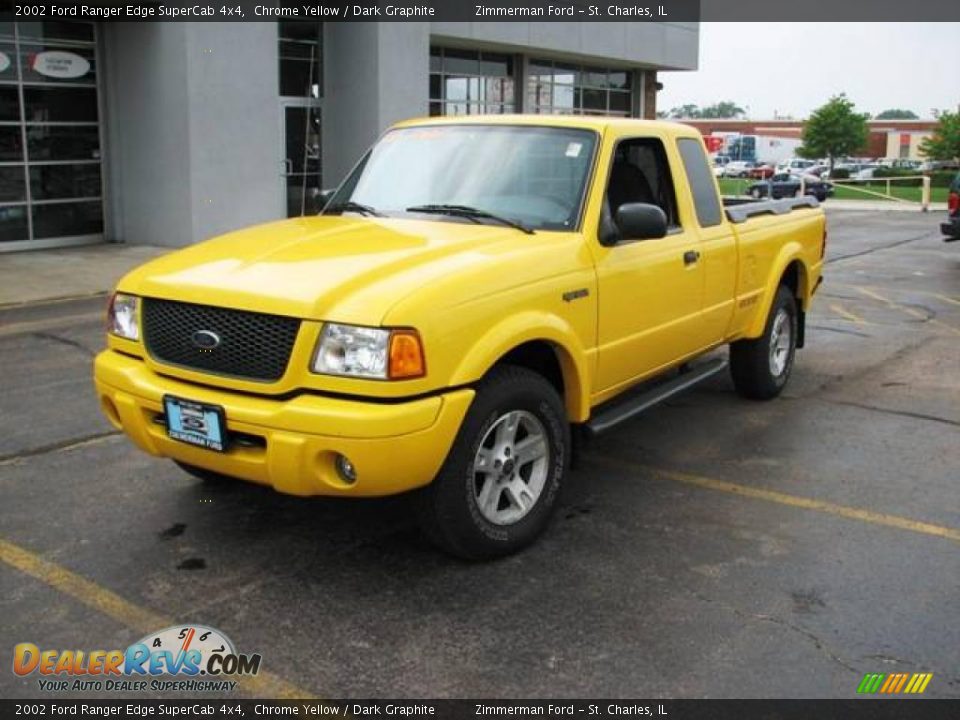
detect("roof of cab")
(391, 113), (703, 139)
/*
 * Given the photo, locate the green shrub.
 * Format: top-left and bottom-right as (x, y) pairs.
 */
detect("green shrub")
(829, 168), (850, 179)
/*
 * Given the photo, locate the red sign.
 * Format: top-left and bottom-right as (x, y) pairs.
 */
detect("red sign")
(704, 136), (724, 153)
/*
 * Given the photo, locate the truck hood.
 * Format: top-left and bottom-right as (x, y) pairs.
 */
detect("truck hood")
(118, 216), (551, 323)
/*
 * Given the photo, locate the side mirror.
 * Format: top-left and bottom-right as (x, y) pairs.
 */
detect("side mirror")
(614, 203), (668, 242)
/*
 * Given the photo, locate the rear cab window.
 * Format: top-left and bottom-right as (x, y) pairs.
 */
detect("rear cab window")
(676, 137), (723, 228)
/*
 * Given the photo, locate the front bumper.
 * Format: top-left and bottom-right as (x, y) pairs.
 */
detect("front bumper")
(94, 350), (474, 497)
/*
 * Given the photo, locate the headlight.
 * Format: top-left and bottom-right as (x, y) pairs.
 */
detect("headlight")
(107, 292), (139, 341)
(312, 323), (425, 380)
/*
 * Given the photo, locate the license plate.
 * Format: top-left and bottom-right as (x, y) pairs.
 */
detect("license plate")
(163, 395), (227, 452)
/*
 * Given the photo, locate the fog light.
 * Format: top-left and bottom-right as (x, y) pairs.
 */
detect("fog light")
(335, 454), (357, 484)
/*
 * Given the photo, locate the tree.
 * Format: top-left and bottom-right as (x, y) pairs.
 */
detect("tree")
(668, 104), (701, 119)
(919, 110), (960, 161)
(875, 108), (919, 120)
(699, 101), (746, 119)
(798, 94), (869, 171)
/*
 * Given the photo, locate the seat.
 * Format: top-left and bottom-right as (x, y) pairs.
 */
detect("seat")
(607, 160), (657, 216)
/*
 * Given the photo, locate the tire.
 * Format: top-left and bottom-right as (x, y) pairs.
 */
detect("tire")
(415, 365), (569, 560)
(174, 460), (233, 485)
(750, 188), (762, 199)
(729, 285), (798, 400)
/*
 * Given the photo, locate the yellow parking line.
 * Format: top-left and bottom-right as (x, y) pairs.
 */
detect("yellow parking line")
(829, 303), (869, 325)
(854, 286), (960, 336)
(0, 538), (315, 699)
(593, 458), (960, 544)
(835, 282), (960, 307)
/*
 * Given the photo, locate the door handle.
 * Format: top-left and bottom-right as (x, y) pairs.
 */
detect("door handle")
(683, 250), (701, 266)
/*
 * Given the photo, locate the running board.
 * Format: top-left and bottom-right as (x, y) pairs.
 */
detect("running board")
(585, 358), (728, 437)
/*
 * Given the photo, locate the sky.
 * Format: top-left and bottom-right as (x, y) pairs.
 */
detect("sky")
(658, 23), (960, 120)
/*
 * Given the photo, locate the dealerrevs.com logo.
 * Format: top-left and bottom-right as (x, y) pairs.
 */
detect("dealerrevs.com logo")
(12, 625), (262, 693)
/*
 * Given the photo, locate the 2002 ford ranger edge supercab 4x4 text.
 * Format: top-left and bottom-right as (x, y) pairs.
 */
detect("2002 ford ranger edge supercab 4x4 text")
(94, 116), (826, 559)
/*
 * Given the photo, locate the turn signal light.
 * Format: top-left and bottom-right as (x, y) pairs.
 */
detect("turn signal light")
(388, 330), (425, 379)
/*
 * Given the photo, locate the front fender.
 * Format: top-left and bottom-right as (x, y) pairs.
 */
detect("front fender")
(746, 242), (809, 339)
(448, 311), (592, 423)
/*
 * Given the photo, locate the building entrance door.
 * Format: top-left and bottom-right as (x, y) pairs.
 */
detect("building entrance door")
(281, 101), (321, 217)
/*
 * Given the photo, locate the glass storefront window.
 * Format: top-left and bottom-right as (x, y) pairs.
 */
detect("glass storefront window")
(0, 21), (103, 249)
(24, 86), (98, 122)
(527, 59), (634, 117)
(0, 204), (28, 241)
(429, 47), (515, 116)
(17, 22), (94, 44)
(0, 125), (22, 161)
(0, 85), (19, 121)
(278, 22), (322, 98)
(26, 125), (99, 161)
(0, 166), (26, 202)
(32, 200), (102, 239)
(29, 163), (101, 200)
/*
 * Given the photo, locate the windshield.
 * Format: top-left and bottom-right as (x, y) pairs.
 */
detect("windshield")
(328, 125), (599, 231)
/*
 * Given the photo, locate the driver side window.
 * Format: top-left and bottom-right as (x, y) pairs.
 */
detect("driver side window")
(604, 137), (680, 234)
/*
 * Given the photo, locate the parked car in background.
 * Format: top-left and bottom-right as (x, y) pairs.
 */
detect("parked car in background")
(920, 160), (960, 172)
(803, 165), (830, 180)
(942, 172), (959, 242)
(747, 172), (835, 202)
(777, 159), (817, 175)
(712, 155), (731, 177)
(854, 164), (882, 180)
(747, 164), (776, 179)
(722, 161), (757, 178)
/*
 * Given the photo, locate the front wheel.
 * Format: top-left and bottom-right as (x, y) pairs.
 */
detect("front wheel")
(416, 366), (569, 560)
(729, 285), (798, 400)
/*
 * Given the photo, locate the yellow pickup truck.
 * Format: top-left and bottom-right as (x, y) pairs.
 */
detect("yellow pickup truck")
(94, 116), (825, 559)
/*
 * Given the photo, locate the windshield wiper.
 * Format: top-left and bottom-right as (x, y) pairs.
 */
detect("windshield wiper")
(324, 200), (382, 217)
(405, 204), (535, 235)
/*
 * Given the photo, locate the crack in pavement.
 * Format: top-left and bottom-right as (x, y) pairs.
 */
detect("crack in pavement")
(31, 331), (97, 358)
(0, 431), (121, 466)
(683, 587), (858, 676)
(808, 324), (872, 339)
(813, 399), (960, 429)
(826, 231), (935, 264)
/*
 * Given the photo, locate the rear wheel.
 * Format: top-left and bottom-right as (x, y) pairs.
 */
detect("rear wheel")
(730, 285), (798, 400)
(750, 187), (762, 199)
(416, 366), (569, 560)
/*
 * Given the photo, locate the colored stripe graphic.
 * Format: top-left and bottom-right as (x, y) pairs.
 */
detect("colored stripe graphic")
(857, 673), (885, 693)
(858, 672), (933, 694)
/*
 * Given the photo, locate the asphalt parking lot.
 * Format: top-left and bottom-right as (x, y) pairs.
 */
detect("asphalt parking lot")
(1, 209), (958, 700)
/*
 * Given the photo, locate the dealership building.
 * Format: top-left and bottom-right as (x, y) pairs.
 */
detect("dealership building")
(0, 20), (698, 252)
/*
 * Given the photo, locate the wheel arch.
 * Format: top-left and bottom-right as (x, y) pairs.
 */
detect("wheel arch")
(746, 247), (811, 340)
(448, 314), (591, 423)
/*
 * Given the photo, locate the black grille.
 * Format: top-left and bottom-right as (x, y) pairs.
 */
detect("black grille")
(142, 298), (301, 382)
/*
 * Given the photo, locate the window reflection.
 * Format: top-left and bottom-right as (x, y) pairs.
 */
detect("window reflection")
(429, 48), (515, 116)
(527, 59), (633, 117)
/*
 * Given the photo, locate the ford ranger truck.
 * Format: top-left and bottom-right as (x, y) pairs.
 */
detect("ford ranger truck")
(94, 116), (826, 559)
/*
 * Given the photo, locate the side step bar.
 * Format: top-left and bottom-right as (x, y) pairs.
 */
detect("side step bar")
(585, 357), (728, 437)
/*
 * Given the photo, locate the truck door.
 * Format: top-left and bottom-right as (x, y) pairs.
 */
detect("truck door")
(592, 134), (708, 394)
(675, 137), (738, 345)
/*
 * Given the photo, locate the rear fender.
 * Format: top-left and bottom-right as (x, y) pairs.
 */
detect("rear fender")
(745, 244), (810, 339)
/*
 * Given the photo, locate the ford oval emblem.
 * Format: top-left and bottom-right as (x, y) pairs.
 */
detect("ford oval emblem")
(191, 329), (220, 350)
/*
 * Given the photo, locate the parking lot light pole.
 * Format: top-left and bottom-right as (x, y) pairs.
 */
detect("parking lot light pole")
(921, 176), (930, 212)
